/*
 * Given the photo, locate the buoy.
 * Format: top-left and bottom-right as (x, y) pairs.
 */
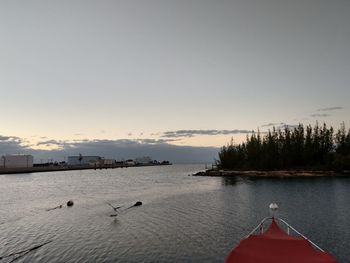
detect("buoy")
(67, 200), (74, 207)
(134, 201), (142, 207)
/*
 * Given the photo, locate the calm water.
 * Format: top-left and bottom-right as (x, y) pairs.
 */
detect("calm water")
(0, 164), (349, 262)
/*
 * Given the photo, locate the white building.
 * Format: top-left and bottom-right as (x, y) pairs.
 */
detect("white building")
(67, 156), (102, 166)
(135, 156), (152, 164)
(125, 159), (135, 166)
(102, 159), (115, 165)
(88, 158), (115, 167)
(1, 155), (34, 168)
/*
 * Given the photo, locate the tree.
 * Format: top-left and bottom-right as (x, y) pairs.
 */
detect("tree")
(217, 123), (349, 171)
(78, 153), (83, 166)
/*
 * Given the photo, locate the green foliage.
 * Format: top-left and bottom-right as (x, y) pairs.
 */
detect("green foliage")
(218, 123), (350, 171)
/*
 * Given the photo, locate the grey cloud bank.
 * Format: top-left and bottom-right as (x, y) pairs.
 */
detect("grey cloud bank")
(0, 136), (219, 163)
(0, 136), (26, 153)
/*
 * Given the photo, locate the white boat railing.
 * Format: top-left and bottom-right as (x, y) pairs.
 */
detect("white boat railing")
(245, 216), (325, 252)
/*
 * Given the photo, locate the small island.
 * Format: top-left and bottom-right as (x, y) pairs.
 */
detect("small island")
(194, 123), (350, 178)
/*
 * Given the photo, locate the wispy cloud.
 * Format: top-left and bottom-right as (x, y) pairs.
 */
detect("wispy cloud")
(161, 129), (252, 138)
(261, 122), (285, 128)
(310, 113), (330, 117)
(317, 106), (343, 112)
(36, 139), (66, 147)
(137, 138), (178, 144)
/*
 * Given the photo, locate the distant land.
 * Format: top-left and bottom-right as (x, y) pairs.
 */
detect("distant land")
(0, 155), (172, 175)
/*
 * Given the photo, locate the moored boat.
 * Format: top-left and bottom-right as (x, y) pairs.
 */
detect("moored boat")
(225, 204), (338, 263)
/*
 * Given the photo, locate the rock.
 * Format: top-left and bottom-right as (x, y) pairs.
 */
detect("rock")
(67, 200), (74, 207)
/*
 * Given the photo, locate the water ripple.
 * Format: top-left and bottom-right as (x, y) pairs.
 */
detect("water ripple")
(0, 165), (349, 262)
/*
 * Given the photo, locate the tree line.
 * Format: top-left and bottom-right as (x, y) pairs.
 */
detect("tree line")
(218, 123), (350, 171)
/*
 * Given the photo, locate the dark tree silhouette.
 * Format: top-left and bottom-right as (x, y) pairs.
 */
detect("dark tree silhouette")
(218, 123), (350, 171)
(78, 153), (83, 166)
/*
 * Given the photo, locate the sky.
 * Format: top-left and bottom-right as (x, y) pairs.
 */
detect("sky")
(0, 0), (349, 162)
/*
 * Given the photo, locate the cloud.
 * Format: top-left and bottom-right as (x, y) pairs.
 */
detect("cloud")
(0, 136), (218, 163)
(36, 139), (219, 163)
(36, 139), (63, 146)
(0, 135), (29, 154)
(137, 138), (178, 144)
(161, 129), (251, 138)
(317, 106), (343, 112)
(260, 124), (299, 130)
(261, 122), (285, 128)
(276, 124), (300, 130)
(0, 136), (11, 141)
(36, 139), (67, 148)
(310, 113), (330, 117)
(61, 139), (218, 162)
(0, 135), (21, 142)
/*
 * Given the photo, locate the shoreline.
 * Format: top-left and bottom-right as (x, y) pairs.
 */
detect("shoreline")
(0, 163), (172, 175)
(192, 169), (350, 178)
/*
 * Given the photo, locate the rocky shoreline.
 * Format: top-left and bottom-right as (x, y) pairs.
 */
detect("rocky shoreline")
(192, 169), (350, 178)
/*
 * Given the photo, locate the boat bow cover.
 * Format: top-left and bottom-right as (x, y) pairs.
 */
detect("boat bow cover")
(225, 219), (338, 263)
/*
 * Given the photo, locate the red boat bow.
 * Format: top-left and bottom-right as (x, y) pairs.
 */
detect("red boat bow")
(225, 219), (338, 263)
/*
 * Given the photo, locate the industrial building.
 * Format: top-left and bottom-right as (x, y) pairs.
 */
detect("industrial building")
(0, 155), (34, 168)
(101, 159), (115, 165)
(67, 156), (102, 166)
(135, 156), (153, 164)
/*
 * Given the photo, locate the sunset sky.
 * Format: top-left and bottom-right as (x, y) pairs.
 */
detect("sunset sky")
(0, 0), (349, 162)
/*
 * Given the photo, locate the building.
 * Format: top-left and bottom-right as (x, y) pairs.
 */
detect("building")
(88, 158), (115, 167)
(125, 159), (135, 166)
(135, 156), (152, 164)
(102, 159), (115, 165)
(67, 155), (102, 166)
(0, 155), (34, 168)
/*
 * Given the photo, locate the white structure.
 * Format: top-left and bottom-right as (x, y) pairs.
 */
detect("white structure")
(125, 159), (135, 166)
(88, 158), (115, 167)
(135, 156), (152, 164)
(1, 155), (34, 168)
(67, 156), (102, 166)
(102, 159), (115, 165)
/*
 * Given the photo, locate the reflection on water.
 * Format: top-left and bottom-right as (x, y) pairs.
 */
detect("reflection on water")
(0, 165), (349, 262)
(221, 176), (239, 186)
